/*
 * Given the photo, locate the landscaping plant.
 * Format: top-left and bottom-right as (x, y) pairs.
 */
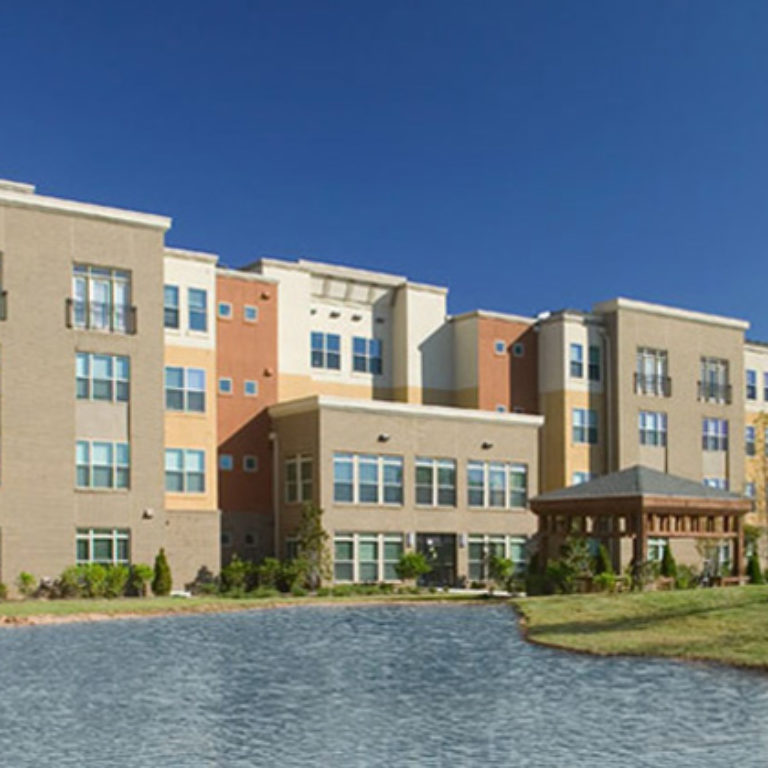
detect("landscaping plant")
(16, 572), (36, 598)
(152, 548), (172, 596)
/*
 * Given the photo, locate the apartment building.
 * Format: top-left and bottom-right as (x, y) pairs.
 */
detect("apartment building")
(0, 177), (763, 588)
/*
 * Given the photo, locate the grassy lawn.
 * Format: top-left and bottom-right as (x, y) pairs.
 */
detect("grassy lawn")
(513, 586), (768, 670)
(0, 591), (486, 622)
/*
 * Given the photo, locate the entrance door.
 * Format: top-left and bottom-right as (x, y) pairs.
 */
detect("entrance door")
(416, 533), (457, 587)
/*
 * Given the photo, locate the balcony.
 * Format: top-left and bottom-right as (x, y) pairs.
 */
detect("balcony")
(697, 380), (731, 404)
(66, 299), (137, 334)
(634, 373), (671, 397)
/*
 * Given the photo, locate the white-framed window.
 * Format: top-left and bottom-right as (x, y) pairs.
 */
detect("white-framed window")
(746, 426), (756, 457)
(704, 477), (728, 490)
(746, 369), (757, 400)
(352, 337), (383, 374)
(468, 535), (527, 580)
(415, 457), (457, 506)
(311, 332), (341, 369)
(218, 301), (233, 319)
(512, 343), (524, 357)
(219, 377), (233, 395)
(76, 353), (130, 402)
(639, 411), (667, 446)
(467, 461), (528, 509)
(332, 453), (404, 505)
(244, 380), (259, 397)
(165, 367), (206, 412)
(244, 305), (259, 322)
(702, 418), (728, 451)
(588, 345), (601, 382)
(569, 343), (583, 378)
(333, 533), (404, 582)
(72, 264), (132, 333)
(648, 537), (668, 563)
(243, 455), (258, 473)
(165, 448), (205, 493)
(572, 408), (598, 444)
(285, 454), (313, 503)
(76, 440), (130, 490)
(636, 347), (669, 396)
(219, 454), (234, 471)
(572, 471), (593, 485)
(699, 357), (730, 403)
(76, 528), (130, 565)
(164, 284), (179, 329)
(188, 288), (208, 332)
(494, 339), (506, 355)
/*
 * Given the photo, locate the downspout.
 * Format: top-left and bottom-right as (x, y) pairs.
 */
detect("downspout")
(270, 430), (280, 558)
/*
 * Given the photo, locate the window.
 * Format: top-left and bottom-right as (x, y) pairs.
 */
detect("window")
(588, 345), (600, 382)
(747, 369), (757, 400)
(648, 538), (668, 563)
(764, 372), (768, 401)
(332, 453), (403, 505)
(745, 482), (756, 498)
(699, 358), (730, 403)
(243, 455), (258, 473)
(76, 528), (130, 565)
(415, 458), (457, 506)
(311, 332), (341, 370)
(219, 454), (233, 471)
(512, 343), (524, 357)
(76, 441), (130, 489)
(285, 455), (313, 503)
(165, 367), (206, 412)
(352, 337), (383, 374)
(572, 471), (593, 485)
(244, 305), (259, 322)
(164, 285), (179, 329)
(72, 265), (132, 333)
(704, 477), (728, 490)
(702, 418), (728, 451)
(76, 353), (129, 402)
(219, 377), (233, 395)
(244, 380), (259, 397)
(333, 533), (403, 582)
(635, 348), (669, 396)
(165, 449), (205, 493)
(468, 535), (527, 581)
(639, 411), (667, 447)
(494, 340), (506, 355)
(188, 288), (208, 332)
(218, 301), (232, 319)
(572, 408), (598, 444)
(496, 405), (507, 413)
(467, 461), (528, 509)
(746, 426), (756, 457)
(569, 343), (583, 378)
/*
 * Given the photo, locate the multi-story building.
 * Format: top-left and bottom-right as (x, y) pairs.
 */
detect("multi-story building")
(0, 177), (763, 589)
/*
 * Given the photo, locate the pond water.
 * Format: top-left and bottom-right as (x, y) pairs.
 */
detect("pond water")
(0, 605), (766, 767)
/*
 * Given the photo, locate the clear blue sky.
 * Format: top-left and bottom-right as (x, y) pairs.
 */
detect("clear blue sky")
(3, 2), (768, 334)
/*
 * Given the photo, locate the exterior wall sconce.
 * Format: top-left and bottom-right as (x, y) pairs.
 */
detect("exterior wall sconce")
(351, 313), (362, 321)
(406, 532), (415, 548)
(264, 367), (274, 377)
(260, 290), (271, 300)
(482, 441), (494, 450)
(378, 433), (391, 442)
(458, 533), (467, 548)
(330, 310), (341, 318)
(142, 508), (154, 520)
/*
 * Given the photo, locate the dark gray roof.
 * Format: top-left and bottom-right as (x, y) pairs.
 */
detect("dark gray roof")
(533, 465), (744, 503)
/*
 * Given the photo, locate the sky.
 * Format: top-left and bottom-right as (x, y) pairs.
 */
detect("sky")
(2, 2), (768, 334)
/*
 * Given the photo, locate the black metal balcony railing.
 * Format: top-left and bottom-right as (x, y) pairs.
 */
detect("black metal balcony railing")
(0, 290), (7, 321)
(66, 298), (137, 335)
(633, 373), (672, 397)
(697, 380), (732, 404)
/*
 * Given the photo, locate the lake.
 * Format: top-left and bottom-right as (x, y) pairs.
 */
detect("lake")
(0, 604), (766, 767)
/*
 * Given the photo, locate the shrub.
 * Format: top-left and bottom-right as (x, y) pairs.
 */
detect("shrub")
(674, 564), (699, 590)
(82, 564), (108, 598)
(488, 555), (514, 594)
(104, 565), (130, 598)
(315, 586), (332, 597)
(291, 585), (308, 597)
(594, 545), (613, 576)
(255, 558), (282, 590)
(592, 572), (616, 592)
(277, 559), (309, 593)
(660, 546), (677, 580)
(331, 584), (354, 597)
(746, 553), (764, 584)
(0, 582), (7, 601)
(151, 548), (172, 596)
(394, 552), (431, 582)
(220, 555), (249, 594)
(250, 587), (279, 599)
(16, 572), (36, 598)
(128, 564), (154, 597)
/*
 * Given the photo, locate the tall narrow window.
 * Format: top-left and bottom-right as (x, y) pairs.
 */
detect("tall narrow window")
(635, 348), (669, 396)
(285, 455), (313, 503)
(188, 288), (208, 332)
(747, 369), (757, 400)
(72, 265), (132, 333)
(573, 408), (598, 444)
(699, 358), (730, 403)
(164, 285), (179, 329)
(588, 345), (601, 382)
(746, 426), (756, 457)
(569, 343), (583, 378)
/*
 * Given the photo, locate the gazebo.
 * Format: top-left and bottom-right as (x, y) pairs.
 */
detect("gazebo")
(530, 465), (752, 576)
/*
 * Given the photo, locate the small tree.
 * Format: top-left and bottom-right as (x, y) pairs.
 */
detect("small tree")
(128, 564), (154, 597)
(660, 545), (677, 580)
(152, 548), (172, 596)
(746, 552), (764, 584)
(488, 555), (514, 595)
(593, 544), (613, 576)
(295, 503), (331, 590)
(394, 552), (431, 584)
(16, 572), (36, 598)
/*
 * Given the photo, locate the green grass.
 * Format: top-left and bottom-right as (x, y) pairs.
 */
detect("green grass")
(512, 586), (768, 670)
(0, 591), (487, 621)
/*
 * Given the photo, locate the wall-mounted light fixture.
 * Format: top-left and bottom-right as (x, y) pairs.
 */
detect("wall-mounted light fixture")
(406, 532), (415, 548)
(482, 441), (494, 450)
(378, 433), (391, 442)
(330, 310), (341, 318)
(351, 313), (362, 321)
(142, 508), (154, 520)
(458, 533), (467, 548)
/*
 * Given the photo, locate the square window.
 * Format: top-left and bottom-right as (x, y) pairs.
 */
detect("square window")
(244, 305), (259, 322)
(494, 340), (506, 355)
(218, 302), (232, 319)
(243, 455), (258, 472)
(495, 405), (507, 413)
(244, 380), (259, 397)
(219, 378), (233, 395)
(512, 343), (524, 357)
(219, 454), (234, 471)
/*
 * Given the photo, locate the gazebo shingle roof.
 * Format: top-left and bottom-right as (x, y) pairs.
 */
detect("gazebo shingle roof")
(532, 465), (744, 503)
